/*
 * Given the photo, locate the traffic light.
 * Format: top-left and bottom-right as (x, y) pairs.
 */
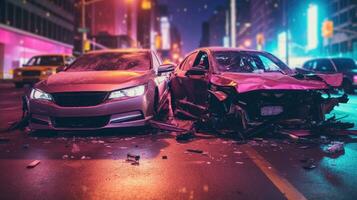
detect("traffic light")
(256, 33), (265, 45)
(83, 39), (91, 52)
(141, 0), (151, 10)
(322, 20), (334, 38)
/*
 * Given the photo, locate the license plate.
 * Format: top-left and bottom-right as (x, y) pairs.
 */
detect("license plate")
(260, 106), (283, 116)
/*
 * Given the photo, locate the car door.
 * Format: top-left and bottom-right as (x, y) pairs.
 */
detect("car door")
(171, 51), (210, 117)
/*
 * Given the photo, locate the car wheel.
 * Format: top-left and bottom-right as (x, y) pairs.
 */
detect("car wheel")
(15, 83), (24, 88)
(342, 80), (354, 94)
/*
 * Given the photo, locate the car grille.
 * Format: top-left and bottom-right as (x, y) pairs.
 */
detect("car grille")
(52, 116), (110, 128)
(52, 92), (108, 107)
(22, 70), (41, 76)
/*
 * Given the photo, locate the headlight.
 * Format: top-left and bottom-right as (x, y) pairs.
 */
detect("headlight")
(16, 71), (22, 76)
(42, 69), (53, 76)
(30, 89), (53, 101)
(108, 85), (146, 100)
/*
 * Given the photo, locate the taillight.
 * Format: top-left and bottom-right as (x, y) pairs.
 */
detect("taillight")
(354, 75), (357, 84)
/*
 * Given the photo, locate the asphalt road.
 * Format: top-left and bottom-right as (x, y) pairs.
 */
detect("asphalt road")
(0, 82), (356, 200)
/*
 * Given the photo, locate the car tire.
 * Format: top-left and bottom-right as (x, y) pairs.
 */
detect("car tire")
(342, 80), (354, 94)
(15, 83), (24, 88)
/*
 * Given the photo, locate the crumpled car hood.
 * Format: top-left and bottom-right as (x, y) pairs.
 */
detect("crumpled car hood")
(37, 71), (151, 93)
(210, 72), (343, 93)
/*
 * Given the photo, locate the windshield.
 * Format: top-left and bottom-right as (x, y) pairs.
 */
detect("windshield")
(66, 52), (151, 72)
(27, 56), (64, 66)
(213, 51), (292, 74)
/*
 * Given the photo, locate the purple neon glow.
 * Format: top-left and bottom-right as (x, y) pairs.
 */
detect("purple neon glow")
(0, 26), (72, 78)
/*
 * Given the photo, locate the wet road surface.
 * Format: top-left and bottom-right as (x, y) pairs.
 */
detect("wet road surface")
(0, 82), (356, 200)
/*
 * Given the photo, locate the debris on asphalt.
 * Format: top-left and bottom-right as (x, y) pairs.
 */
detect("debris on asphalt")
(23, 144), (29, 149)
(298, 145), (311, 149)
(301, 158), (316, 170)
(126, 153), (140, 165)
(319, 136), (329, 144)
(235, 161), (244, 165)
(62, 155), (69, 159)
(324, 141), (345, 154)
(176, 130), (195, 141)
(186, 149), (204, 154)
(127, 153), (140, 160)
(150, 120), (188, 132)
(81, 156), (91, 160)
(27, 160), (40, 168)
(253, 137), (264, 141)
(162, 155), (168, 159)
(233, 151), (243, 154)
(71, 144), (80, 153)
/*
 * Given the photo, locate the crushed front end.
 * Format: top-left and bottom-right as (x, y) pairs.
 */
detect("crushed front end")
(206, 86), (351, 135)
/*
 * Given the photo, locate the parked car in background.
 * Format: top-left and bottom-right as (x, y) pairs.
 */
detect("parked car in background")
(299, 58), (357, 94)
(13, 54), (75, 88)
(26, 49), (174, 131)
(170, 47), (348, 133)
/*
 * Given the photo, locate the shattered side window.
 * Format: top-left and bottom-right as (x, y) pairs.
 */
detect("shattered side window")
(66, 52), (151, 71)
(213, 51), (291, 74)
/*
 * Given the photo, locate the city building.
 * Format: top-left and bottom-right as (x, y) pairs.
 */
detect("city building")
(249, 0), (284, 54)
(73, 0), (138, 54)
(199, 21), (210, 47)
(0, 0), (75, 79)
(235, 0), (252, 48)
(326, 0), (357, 58)
(208, 6), (227, 47)
(137, 0), (158, 49)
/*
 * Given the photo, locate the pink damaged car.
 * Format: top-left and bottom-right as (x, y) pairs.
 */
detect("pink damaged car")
(26, 49), (174, 131)
(170, 47), (350, 135)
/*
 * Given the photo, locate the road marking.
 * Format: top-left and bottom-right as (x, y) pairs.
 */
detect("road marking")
(241, 145), (307, 200)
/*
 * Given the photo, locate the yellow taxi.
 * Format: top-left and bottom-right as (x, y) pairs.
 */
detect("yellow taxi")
(13, 54), (75, 88)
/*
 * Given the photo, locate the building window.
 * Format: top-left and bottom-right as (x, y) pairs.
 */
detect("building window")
(0, 0), (5, 24)
(15, 6), (22, 29)
(6, 3), (15, 25)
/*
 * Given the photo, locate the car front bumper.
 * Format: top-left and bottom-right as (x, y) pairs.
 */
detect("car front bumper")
(28, 93), (154, 131)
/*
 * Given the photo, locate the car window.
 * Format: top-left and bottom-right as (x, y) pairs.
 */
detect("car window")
(193, 51), (209, 70)
(65, 56), (75, 65)
(315, 59), (335, 72)
(332, 58), (357, 71)
(303, 61), (313, 70)
(213, 51), (291, 74)
(181, 53), (197, 71)
(67, 52), (151, 72)
(152, 52), (161, 68)
(26, 56), (64, 66)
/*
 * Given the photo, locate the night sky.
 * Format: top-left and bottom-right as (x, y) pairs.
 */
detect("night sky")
(158, 0), (227, 54)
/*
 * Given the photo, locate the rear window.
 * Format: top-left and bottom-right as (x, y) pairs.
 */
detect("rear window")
(332, 58), (357, 71)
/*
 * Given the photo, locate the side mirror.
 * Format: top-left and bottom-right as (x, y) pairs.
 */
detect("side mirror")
(185, 67), (207, 76)
(56, 64), (68, 73)
(158, 63), (175, 75)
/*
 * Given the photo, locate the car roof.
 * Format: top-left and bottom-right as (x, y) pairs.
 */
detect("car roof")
(86, 48), (152, 55)
(186, 47), (266, 56)
(32, 54), (72, 57)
